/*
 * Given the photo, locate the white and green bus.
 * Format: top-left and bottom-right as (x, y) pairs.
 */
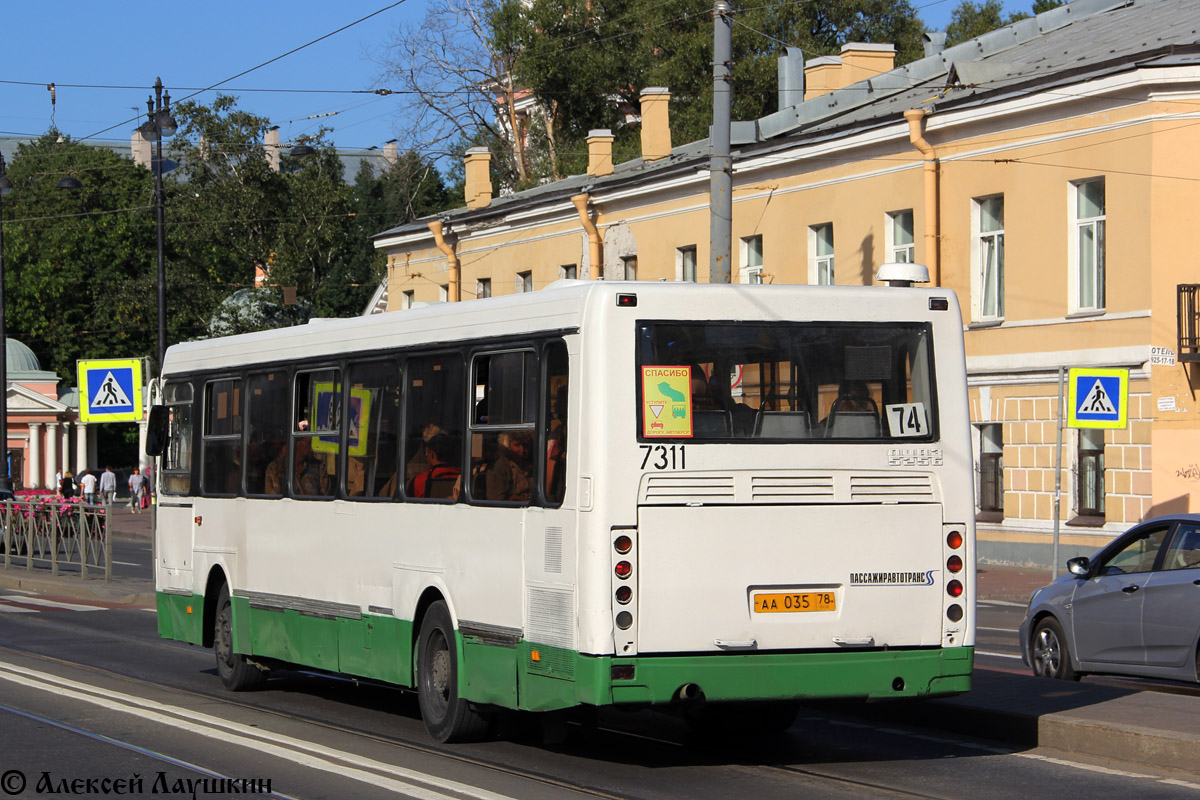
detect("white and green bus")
(149, 278), (974, 742)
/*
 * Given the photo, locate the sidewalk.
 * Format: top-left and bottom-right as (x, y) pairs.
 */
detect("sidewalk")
(976, 563), (1055, 604)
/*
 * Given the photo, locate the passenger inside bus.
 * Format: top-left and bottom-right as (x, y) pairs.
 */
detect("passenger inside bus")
(486, 431), (532, 502)
(545, 385), (567, 500)
(823, 380), (881, 438)
(407, 433), (461, 499)
(293, 435), (331, 496)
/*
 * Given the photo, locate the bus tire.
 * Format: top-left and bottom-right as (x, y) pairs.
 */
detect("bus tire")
(417, 601), (490, 743)
(214, 585), (267, 692)
(1031, 617), (1079, 681)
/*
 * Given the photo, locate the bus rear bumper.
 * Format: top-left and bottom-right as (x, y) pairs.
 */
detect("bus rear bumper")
(578, 646), (973, 706)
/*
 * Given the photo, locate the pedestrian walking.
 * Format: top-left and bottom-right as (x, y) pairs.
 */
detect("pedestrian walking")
(99, 466), (117, 505)
(79, 470), (97, 504)
(142, 465), (153, 509)
(128, 469), (144, 513)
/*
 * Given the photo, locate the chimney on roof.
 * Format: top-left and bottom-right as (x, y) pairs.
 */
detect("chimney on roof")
(463, 146), (492, 209)
(264, 126), (281, 173)
(923, 32), (947, 58)
(777, 47), (805, 110)
(804, 42), (896, 100)
(586, 129), (615, 177)
(131, 129), (151, 169)
(639, 88), (672, 162)
(383, 140), (398, 166)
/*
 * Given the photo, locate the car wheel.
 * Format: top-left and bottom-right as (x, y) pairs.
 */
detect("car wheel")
(1031, 617), (1079, 681)
(417, 600), (491, 743)
(214, 585), (267, 691)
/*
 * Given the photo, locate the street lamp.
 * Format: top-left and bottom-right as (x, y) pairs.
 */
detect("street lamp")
(0, 153), (12, 493)
(139, 77), (177, 371)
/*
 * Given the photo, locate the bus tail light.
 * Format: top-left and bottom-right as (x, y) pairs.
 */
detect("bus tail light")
(615, 585), (632, 604)
(614, 535), (632, 554)
(611, 529), (637, 655)
(947, 579), (963, 598)
(946, 555), (963, 573)
(615, 561), (632, 579)
(947, 530), (963, 549)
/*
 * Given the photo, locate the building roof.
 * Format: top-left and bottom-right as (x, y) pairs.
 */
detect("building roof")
(374, 0), (1200, 242)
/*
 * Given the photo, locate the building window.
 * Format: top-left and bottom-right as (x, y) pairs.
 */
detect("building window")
(973, 195), (1005, 321)
(1077, 428), (1105, 518)
(559, 264), (576, 280)
(678, 246), (697, 282)
(979, 423), (1003, 515)
(887, 210), (914, 263)
(741, 235), (763, 284)
(622, 256), (638, 281)
(477, 279), (491, 299)
(401, 290), (414, 310)
(439, 284), (449, 303)
(1073, 179), (1106, 312)
(516, 271), (533, 293)
(810, 224), (834, 285)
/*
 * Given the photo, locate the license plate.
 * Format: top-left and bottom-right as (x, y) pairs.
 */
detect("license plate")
(752, 591), (837, 613)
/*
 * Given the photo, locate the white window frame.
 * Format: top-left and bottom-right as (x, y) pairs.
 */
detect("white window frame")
(808, 224), (834, 285)
(439, 284), (449, 303)
(559, 264), (577, 280)
(676, 246), (697, 282)
(886, 210), (915, 264)
(401, 290), (414, 310)
(970, 195), (1005, 322)
(740, 235), (763, 284)
(516, 271), (533, 293)
(1069, 178), (1106, 313)
(477, 278), (491, 299)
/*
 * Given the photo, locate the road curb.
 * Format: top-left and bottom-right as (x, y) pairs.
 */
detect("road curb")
(0, 570), (154, 608)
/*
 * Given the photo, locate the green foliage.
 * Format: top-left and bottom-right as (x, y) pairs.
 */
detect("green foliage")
(944, 0), (1059, 46)
(0, 132), (157, 381)
(0, 100), (451, 387)
(507, 0), (926, 175)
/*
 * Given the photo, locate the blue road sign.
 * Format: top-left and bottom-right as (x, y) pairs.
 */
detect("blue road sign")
(77, 359), (144, 423)
(1067, 368), (1128, 429)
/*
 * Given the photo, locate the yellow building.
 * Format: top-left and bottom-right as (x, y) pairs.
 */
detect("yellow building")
(373, 0), (1200, 565)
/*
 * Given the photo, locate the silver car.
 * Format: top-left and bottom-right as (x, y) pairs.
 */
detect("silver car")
(1019, 514), (1200, 683)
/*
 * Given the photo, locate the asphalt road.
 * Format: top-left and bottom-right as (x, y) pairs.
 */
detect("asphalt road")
(2, 598), (1199, 799)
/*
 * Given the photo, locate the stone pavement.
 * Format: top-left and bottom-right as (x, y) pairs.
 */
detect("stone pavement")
(2, 519), (1198, 778)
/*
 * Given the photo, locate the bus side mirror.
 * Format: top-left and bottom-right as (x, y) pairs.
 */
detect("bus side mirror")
(146, 406), (169, 457)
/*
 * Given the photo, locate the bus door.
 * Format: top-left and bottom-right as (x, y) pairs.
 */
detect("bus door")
(147, 381), (196, 592)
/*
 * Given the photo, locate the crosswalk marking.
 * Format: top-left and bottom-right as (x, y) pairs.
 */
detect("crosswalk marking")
(0, 595), (107, 613)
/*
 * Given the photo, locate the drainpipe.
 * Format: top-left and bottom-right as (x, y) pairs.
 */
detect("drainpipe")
(903, 108), (941, 287)
(427, 220), (459, 302)
(572, 193), (602, 280)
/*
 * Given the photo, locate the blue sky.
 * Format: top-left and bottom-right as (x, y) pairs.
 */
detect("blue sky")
(1, 0), (1033, 154)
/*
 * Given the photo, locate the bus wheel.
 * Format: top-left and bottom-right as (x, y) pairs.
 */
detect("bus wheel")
(214, 585), (267, 692)
(1031, 617), (1079, 681)
(417, 601), (490, 743)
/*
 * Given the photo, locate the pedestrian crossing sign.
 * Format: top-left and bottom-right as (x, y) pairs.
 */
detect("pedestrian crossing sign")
(77, 359), (143, 423)
(1067, 368), (1128, 429)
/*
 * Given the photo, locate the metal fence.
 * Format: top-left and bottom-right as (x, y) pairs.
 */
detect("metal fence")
(0, 499), (110, 581)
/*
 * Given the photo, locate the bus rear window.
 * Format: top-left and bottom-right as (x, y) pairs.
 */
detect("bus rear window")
(636, 322), (937, 442)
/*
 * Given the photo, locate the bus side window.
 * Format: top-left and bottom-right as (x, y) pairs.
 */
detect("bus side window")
(246, 371), (289, 496)
(345, 360), (401, 498)
(202, 378), (243, 496)
(404, 353), (465, 501)
(293, 368), (339, 498)
(543, 340), (569, 506)
(161, 381), (194, 495)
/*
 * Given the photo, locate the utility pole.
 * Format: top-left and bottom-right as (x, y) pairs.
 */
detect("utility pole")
(709, 0), (733, 283)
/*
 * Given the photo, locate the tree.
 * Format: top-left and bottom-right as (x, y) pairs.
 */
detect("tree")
(1, 132), (158, 380)
(944, 0), (1061, 46)
(375, 0), (532, 189)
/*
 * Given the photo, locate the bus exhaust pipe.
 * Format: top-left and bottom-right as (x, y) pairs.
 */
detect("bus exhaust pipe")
(676, 683), (704, 702)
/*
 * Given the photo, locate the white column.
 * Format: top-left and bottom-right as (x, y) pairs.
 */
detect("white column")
(28, 422), (42, 490)
(46, 422), (59, 489)
(76, 422), (89, 475)
(61, 421), (71, 476)
(138, 419), (149, 470)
